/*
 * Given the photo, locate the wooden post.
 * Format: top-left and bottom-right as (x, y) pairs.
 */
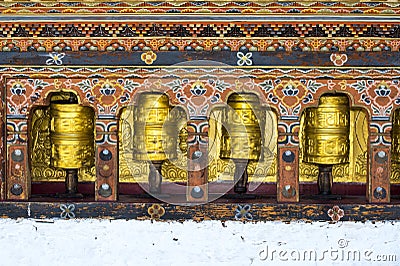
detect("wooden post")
(95, 118), (118, 201)
(368, 145), (390, 203)
(277, 146), (299, 202)
(7, 143), (30, 200)
(186, 120), (208, 202)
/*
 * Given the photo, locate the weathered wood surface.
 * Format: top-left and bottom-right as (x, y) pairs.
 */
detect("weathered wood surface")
(0, 200), (399, 222)
(1, 51), (399, 67)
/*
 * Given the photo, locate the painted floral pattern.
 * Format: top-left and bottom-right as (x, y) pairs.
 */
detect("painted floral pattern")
(235, 204), (253, 221)
(236, 52), (252, 66)
(46, 52), (65, 65)
(7, 79), (49, 115)
(148, 204), (165, 220)
(165, 79), (222, 118)
(60, 204), (76, 219)
(260, 79), (322, 117)
(352, 80), (400, 117)
(330, 53), (348, 66)
(76, 78), (140, 115)
(91, 79), (123, 107)
(328, 205), (344, 222)
(141, 51), (157, 65)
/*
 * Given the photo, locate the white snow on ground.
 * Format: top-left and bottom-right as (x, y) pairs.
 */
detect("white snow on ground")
(0, 219), (398, 266)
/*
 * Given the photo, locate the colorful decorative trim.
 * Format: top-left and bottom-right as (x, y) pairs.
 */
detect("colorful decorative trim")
(0, 21), (400, 53)
(1, 1), (400, 15)
(2, 21), (400, 39)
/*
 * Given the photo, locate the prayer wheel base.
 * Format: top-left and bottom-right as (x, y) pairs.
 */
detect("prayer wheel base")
(233, 159), (249, 194)
(314, 165), (342, 200)
(317, 165), (333, 195)
(57, 169), (83, 198)
(149, 161), (163, 195)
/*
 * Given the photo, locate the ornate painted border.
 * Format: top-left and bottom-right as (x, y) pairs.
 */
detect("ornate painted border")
(0, 20), (399, 52)
(1, 1), (400, 15)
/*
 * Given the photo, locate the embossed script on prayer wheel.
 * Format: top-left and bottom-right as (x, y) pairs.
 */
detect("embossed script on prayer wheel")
(303, 95), (350, 165)
(133, 92), (177, 162)
(220, 93), (264, 193)
(392, 109), (400, 162)
(132, 92), (178, 194)
(49, 104), (95, 169)
(220, 93), (263, 161)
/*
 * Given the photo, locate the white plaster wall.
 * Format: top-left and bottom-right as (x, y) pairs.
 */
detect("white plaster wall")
(0, 219), (398, 266)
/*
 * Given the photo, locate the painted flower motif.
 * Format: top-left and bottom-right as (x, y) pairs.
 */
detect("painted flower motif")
(337, 40), (349, 51)
(90, 79), (124, 107)
(272, 80), (308, 116)
(237, 52), (253, 66)
(282, 84), (299, 96)
(328, 205), (344, 222)
(148, 204), (165, 220)
(46, 52), (65, 65)
(360, 80), (400, 116)
(362, 39), (376, 50)
(60, 204), (76, 219)
(284, 40), (296, 50)
(172, 79), (218, 117)
(190, 81), (207, 96)
(255, 40), (267, 50)
(203, 39), (213, 48)
(141, 51), (157, 65)
(330, 53), (348, 66)
(99, 83), (116, 96)
(10, 82), (26, 95)
(235, 204), (253, 221)
(374, 84), (391, 97)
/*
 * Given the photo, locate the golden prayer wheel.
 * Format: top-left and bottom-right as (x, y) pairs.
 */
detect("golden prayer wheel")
(133, 92), (177, 194)
(48, 94), (95, 197)
(302, 94), (350, 195)
(220, 93), (264, 193)
(221, 93), (263, 161)
(392, 109), (400, 162)
(50, 104), (95, 169)
(133, 93), (177, 162)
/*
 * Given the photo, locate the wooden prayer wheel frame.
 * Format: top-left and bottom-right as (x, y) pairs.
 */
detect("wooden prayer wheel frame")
(0, 0), (400, 221)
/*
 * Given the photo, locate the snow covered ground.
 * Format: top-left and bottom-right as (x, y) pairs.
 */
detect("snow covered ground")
(0, 219), (398, 266)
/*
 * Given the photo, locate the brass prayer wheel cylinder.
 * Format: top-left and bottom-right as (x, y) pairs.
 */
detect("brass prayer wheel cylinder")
(220, 93), (263, 161)
(391, 109), (400, 162)
(49, 104), (95, 169)
(133, 92), (177, 161)
(302, 94), (350, 165)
